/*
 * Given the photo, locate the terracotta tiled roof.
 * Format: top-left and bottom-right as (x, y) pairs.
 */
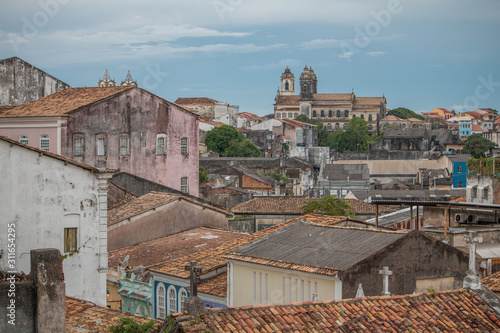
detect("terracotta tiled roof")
(0, 86), (133, 117)
(230, 197), (394, 215)
(149, 214), (351, 279)
(172, 289), (500, 332)
(198, 272), (227, 297)
(175, 97), (218, 105)
(108, 191), (231, 226)
(275, 95), (300, 105)
(355, 96), (386, 104)
(237, 112), (264, 121)
(313, 93), (353, 101)
(0, 106), (15, 113)
(66, 296), (160, 332)
(482, 271), (500, 292)
(108, 227), (246, 269)
(472, 124), (483, 131)
(0, 135), (115, 174)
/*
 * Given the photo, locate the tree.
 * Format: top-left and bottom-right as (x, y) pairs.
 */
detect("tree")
(224, 139), (261, 157)
(205, 125), (245, 154)
(199, 166), (209, 185)
(108, 317), (156, 333)
(387, 107), (425, 120)
(461, 133), (497, 158)
(303, 195), (353, 217)
(327, 117), (370, 153)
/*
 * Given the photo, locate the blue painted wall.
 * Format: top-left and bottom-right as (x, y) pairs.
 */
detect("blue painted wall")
(453, 161), (468, 188)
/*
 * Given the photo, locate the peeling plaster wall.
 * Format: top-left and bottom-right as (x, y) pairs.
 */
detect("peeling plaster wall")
(0, 140), (109, 306)
(65, 88), (199, 196)
(0, 57), (69, 106)
(107, 199), (228, 250)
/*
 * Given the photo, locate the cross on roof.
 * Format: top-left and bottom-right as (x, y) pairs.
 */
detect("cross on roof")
(184, 261), (202, 297)
(379, 266), (393, 296)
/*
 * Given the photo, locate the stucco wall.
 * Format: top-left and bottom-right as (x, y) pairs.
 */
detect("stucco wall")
(65, 88), (199, 196)
(108, 199), (228, 250)
(0, 118), (64, 153)
(340, 231), (468, 298)
(0, 57), (69, 106)
(0, 140), (108, 306)
(229, 261), (339, 307)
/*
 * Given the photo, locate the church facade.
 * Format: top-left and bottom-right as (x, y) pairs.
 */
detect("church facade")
(273, 66), (387, 133)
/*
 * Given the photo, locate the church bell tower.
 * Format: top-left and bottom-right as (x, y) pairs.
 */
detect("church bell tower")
(280, 67), (295, 96)
(300, 66), (317, 100)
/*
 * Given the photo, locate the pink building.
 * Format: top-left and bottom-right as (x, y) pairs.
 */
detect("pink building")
(0, 86), (200, 196)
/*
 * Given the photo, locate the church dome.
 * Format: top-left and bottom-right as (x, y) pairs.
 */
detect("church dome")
(281, 66), (294, 79)
(300, 66), (317, 81)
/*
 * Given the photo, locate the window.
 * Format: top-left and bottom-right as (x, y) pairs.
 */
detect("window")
(484, 188), (489, 200)
(157, 284), (166, 319)
(20, 135), (28, 145)
(40, 134), (49, 151)
(284, 82), (289, 90)
(329, 110), (333, 117)
(335, 123), (340, 130)
(320, 110), (325, 117)
(369, 114), (373, 121)
(141, 131), (147, 146)
(119, 136), (130, 156)
(179, 288), (188, 313)
(345, 110), (349, 117)
(327, 123), (332, 130)
(73, 136), (84, 156)
(368, 125), (373, 131)
(336, 110), (340, 118)
(472, 186), (478, 198)
(64, 228), (77, 253)
(168, 286), (177, 315)
(156, 134), (166, 155)
(181, 137), (188, 155)
(181, 177), (189, 194)
(457, 180), (463, 188)
(288, 112), (292, 118)
(97, 137), (106, 156)
(361, 114), (364, 120)
(343, 123), (348, 130)
(457, 166), (463, 173)
(312, 110), (317, 118)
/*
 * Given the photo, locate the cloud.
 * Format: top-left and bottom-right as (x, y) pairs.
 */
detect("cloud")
(240, 58), (299, 72)
(338, 52), (355, 59)
(366, 51), (387, 57)
(299, 39), (341, 50)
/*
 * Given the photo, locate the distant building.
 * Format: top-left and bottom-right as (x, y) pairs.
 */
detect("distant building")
(0, 56), (70, 106)
(175, 97), (239, 119)
(273, 66), (387, 133)
(422, 107), (454, 120)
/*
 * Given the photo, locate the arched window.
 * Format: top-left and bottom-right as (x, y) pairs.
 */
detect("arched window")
(179, 288), (188, 312)
(329, 110), (333, 117)
(167, 286), (177, 315)
(312, 110), (317, 118)
(288, 112), (293, 118)
(157, 283), (166, 319)
(40, 134), (49, 151)
(368, 114), (373, 121)
(285, 81), (289, 90)
(343, 123), (348, 130)
(327, 123), (332, 130)
(336, 110), (341, 118)
(344, 110), (349, 117)
(360, 114), (364, 120)
(20, 135), (28, 145)
(368, 125), (373, 131)
(335, 123), (340, 130)
(320, 110), (325, 117)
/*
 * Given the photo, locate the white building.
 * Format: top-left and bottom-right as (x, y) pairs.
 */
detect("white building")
(0, 135), (112, 306)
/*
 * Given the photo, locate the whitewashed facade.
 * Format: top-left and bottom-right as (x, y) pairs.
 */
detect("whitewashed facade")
(0, 136), (112, 306)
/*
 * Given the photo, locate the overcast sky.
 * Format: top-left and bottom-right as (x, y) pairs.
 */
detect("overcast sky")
(1, 0), (499, 116)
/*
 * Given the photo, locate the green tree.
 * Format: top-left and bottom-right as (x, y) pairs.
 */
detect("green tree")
(205, 125), (245, 154)
(303, 195), (353, 217)
(294, 115), (329, 146)
(108, 317), (156, 333)
(484, 108), (498, 115)
(461, 133), (497, 158)
(387, 107), (425, 120)
(328, 117), (370, 153)
(224, 139), (261, 157)
(199, 166), (209, 185)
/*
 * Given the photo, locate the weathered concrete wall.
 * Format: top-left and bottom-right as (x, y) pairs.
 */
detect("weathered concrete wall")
(65, 88), (199, 196)
(201, 157), (283, 174)
(108, 199), (228, 250)
(290, 146), (330, 165)
(0, 139), (109, 306)
(0, 57), (69, 106)
(340, 231), (468, 298)
(335, 150), (434, 161)
(467, 175), (500, 205)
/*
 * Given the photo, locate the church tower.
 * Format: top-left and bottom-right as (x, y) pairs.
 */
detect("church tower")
(280, 67), (295, 96)
(121, 70), (137, 87)
(299, 66), (317, 100)
(98, 69), (115, 87)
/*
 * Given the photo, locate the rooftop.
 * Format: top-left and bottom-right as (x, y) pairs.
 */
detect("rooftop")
(173, 289), (500, 332)
(175, 97), (218, 105)
(66, 296), (161, 332)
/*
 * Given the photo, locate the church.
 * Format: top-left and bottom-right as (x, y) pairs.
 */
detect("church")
(274, 66), (387, 133)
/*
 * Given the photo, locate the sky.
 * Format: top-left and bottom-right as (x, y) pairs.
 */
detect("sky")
(1, 0), (499, 117)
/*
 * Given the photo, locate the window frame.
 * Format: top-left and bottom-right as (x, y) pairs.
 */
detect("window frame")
(181, 177), (189, 194)
(96, 134), (107, 156)
(181, 137), (189, 155)
(73, 135), (84, 156)
(63, 227), (78, 253)
(157, 283), (166, 319)
(167, 286), (177, 315)
(156, 133), (167, 156)
(178, 288), (188, 313)
(40, 134), (49, 151)
(20, 135), (28, 145)
(119, 134), (130, 156)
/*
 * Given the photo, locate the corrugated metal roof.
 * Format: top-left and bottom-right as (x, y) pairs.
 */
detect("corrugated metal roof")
(233, 220), (406, 271)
